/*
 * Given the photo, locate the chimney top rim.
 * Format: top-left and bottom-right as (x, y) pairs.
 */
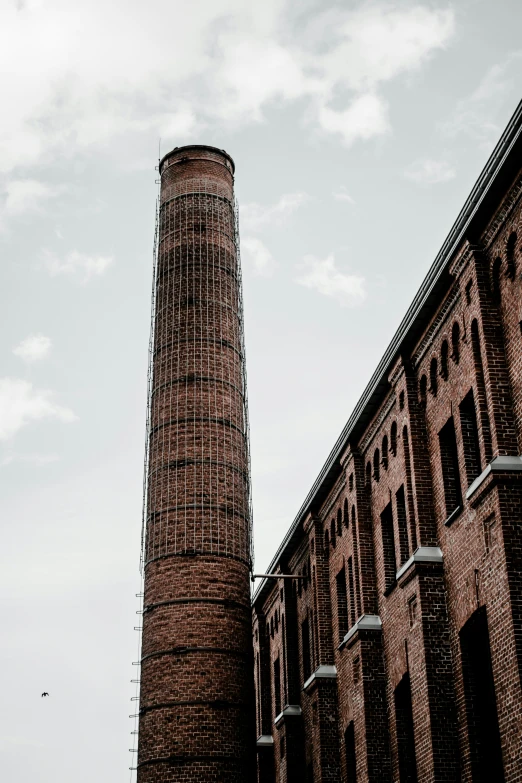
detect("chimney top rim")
(159, 145), (235, 174)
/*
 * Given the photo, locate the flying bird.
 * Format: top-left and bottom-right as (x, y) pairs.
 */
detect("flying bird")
(41, 692), (49, 697)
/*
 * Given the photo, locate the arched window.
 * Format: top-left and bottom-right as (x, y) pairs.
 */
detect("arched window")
(440, 340), (449, 380)
(366, 461), (372, 488)
(399, 390), (405, 411)
(429, 357), (438, 396)
(451, 322), (460, 364)
(382, 435), (389, 470)
(337, 508), (343, 536)
(373, 448), (380, 482)
(507, 232), (517, 278)
(491, 256), (502, 302)
(390, 421), (397, 455)
(330, 518), (336, 548)
(419, 374), (427, 405)
(344, 498), (349, 528)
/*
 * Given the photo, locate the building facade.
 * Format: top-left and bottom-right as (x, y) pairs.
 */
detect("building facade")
(138, 146), (256, 782)
(253, 104), (522, 782)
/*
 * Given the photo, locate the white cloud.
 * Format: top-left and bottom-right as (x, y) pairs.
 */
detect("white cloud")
(296, 254), (366, 307)
(442, 53), (522, 147)
(0, 452), (60, 467)
(333, 186), (354, 204)
(241, 237), (277, 277)
(404, 159), (456, 185)
(241, 192), (309, 232)
(318, 93), (390, 147)
(3, 178), (61, 215)
(13, 334), (52, 362)
(0, 2), (456, 172)
(44, 249), (113, 282)
(0, 377), (76, 441)
(315, 5), (455, 93)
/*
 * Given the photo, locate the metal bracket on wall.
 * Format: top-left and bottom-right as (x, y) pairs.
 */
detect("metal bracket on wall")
(251, 573), (306, 582)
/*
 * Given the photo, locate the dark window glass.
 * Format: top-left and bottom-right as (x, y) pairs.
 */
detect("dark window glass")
(460, 607), (505, 782)
(396, 485), (409, 565)
(429, 357), (438, 396)
(382, 435), (389, 470)
(439, 417), (462, 516)
(381, 502), (396, 590)
(419, 374), (427, 405)
(506, 231), (517, 278)
(301, 618), (311, 682)
(336, 566), (348, 641)
(491, 257), (502, 302)
(390, 421), (398, 455)
(373, 448), (380, 482)
(440, 340), (449, 380)
(459, 389), (482, 486)
(347, 557), (356, 627)
(451, 322), (460, 364)
(273, 656), (281, 716)
(395, 673), (418, 783)
(345, 722), (357, 782)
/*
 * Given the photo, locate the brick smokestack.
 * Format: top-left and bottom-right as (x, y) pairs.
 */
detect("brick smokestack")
(137, 146), (255, 781)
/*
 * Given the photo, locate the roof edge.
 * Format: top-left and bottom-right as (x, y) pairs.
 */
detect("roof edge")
(253, 98), (522, 605)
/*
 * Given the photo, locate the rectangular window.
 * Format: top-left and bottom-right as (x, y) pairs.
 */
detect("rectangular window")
(348, 557), (356, 627)
(460, 607), (505, 782)
(336, 566), (349, 641)
(459, 389), (482, 487)
(439, 417), (462, 517)
(301, 618), (311, 682)
(395, 485), (409, 565)
(381, 502), (397, 590)
(394, 674), (418, 783)
(273, 656), (281, 717)
(345, 722), (357, 782)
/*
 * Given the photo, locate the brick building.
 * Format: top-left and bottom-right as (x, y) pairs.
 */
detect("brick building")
(252, 102), (522, 782)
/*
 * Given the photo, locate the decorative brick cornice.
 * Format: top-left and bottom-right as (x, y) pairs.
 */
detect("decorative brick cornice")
(359, 395), (397, 453)
(388, 356), (406, 388)
(412, 286), (461, 369)
(319, 473), (346, 522)
(481, 174), (522, 248)
(448, 240), (474, 280)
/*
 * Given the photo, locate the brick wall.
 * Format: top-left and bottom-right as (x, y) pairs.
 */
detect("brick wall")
(253, 134), (522, 781)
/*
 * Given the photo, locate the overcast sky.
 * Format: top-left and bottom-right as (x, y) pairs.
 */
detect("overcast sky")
(1, 0), (521, 780)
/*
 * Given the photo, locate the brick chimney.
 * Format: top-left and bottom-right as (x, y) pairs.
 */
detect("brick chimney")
(137, 145), (255, 782)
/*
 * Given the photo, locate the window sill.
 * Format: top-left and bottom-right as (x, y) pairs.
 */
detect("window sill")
(444, 505), (462, 527)
(383, 580), (397, 597)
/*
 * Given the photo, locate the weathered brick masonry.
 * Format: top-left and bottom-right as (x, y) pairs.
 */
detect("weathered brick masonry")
(138, 146), (256, 782)
(253, 102), (522, 782)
